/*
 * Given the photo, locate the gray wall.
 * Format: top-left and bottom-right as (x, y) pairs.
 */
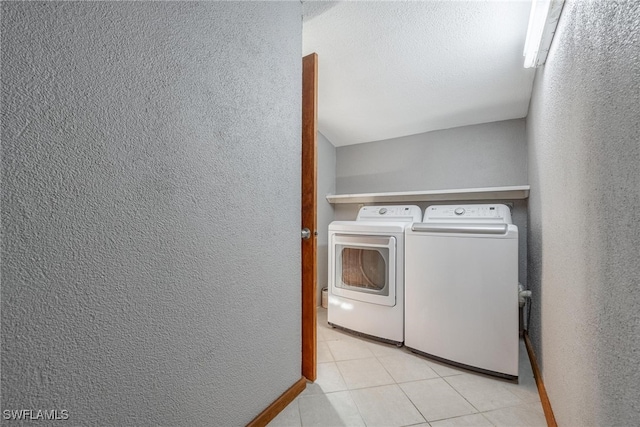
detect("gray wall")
(317, 133), (336, 303)
(335, 119), (529, 286)
(336, 119), (528, 194)
(526, 0), (640, 425)
(1, 2), (302, 426)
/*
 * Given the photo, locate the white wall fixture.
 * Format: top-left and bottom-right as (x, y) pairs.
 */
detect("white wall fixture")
(523, 0), (565, 68)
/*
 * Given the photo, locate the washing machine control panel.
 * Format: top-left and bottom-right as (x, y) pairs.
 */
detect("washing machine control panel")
(424, 204), (512, 224)
(356, 205), (422, 222)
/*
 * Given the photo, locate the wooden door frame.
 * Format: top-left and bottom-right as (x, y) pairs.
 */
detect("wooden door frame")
(301, 53), (318, 381)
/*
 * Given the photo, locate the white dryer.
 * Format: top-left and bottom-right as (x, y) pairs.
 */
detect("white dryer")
(328, 205), (422, 345)
(405, 204), (519, 380)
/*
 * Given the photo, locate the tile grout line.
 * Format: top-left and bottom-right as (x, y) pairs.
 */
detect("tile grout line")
(328, 328), (430, 426)
(322, 324), (375, 426)
(325, 338), (352, 393)
(394, 379), (431, 426)
(344, 388), (370, 427)
(295, 398), (302, 427)
(372, 344), (432, 426)
(440, 374), (487, 417)
(380, 346), (440, 427)
(388, 347), (481, 425)
(324, 322), (472, 425)
(439, 365), (538, 422)
(312, 319), (370, 427)
(314, 311), (543, 427)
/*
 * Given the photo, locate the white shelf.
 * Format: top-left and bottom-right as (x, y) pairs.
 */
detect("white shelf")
(326, 185), (530, 204)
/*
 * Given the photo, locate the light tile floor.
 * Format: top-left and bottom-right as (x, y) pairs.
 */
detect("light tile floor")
(269, 308), (546, 427)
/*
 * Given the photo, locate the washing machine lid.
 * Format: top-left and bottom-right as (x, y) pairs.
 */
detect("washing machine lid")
(411, 223), (513, 235)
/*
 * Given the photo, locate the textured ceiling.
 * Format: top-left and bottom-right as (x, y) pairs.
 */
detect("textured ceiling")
(303, 0), (536, 146)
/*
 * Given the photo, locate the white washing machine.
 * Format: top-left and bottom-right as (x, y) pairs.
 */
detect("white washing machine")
(328, 205), (422, 345)
(405, 204), (519, 380)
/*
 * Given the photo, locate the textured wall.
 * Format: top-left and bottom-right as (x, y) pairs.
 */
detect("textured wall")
(335, 119), (529, 286)
(526, 0), (640, 424)
(1, 2), (302, 425)
(316, 133), (336, 302)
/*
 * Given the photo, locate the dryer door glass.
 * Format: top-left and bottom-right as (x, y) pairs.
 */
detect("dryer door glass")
(333, 235), (395, 297)
(340, 247), (387, 292)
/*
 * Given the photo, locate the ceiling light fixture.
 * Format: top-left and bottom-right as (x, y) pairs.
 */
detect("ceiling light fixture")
(523, 0), (565, 68)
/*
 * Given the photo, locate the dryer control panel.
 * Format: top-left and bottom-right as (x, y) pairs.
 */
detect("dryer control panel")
(423, 204), (512, 224)
(356, 205), (422, 222)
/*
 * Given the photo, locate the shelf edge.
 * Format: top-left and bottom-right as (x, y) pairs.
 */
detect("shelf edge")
(326, 185), (530, 204)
